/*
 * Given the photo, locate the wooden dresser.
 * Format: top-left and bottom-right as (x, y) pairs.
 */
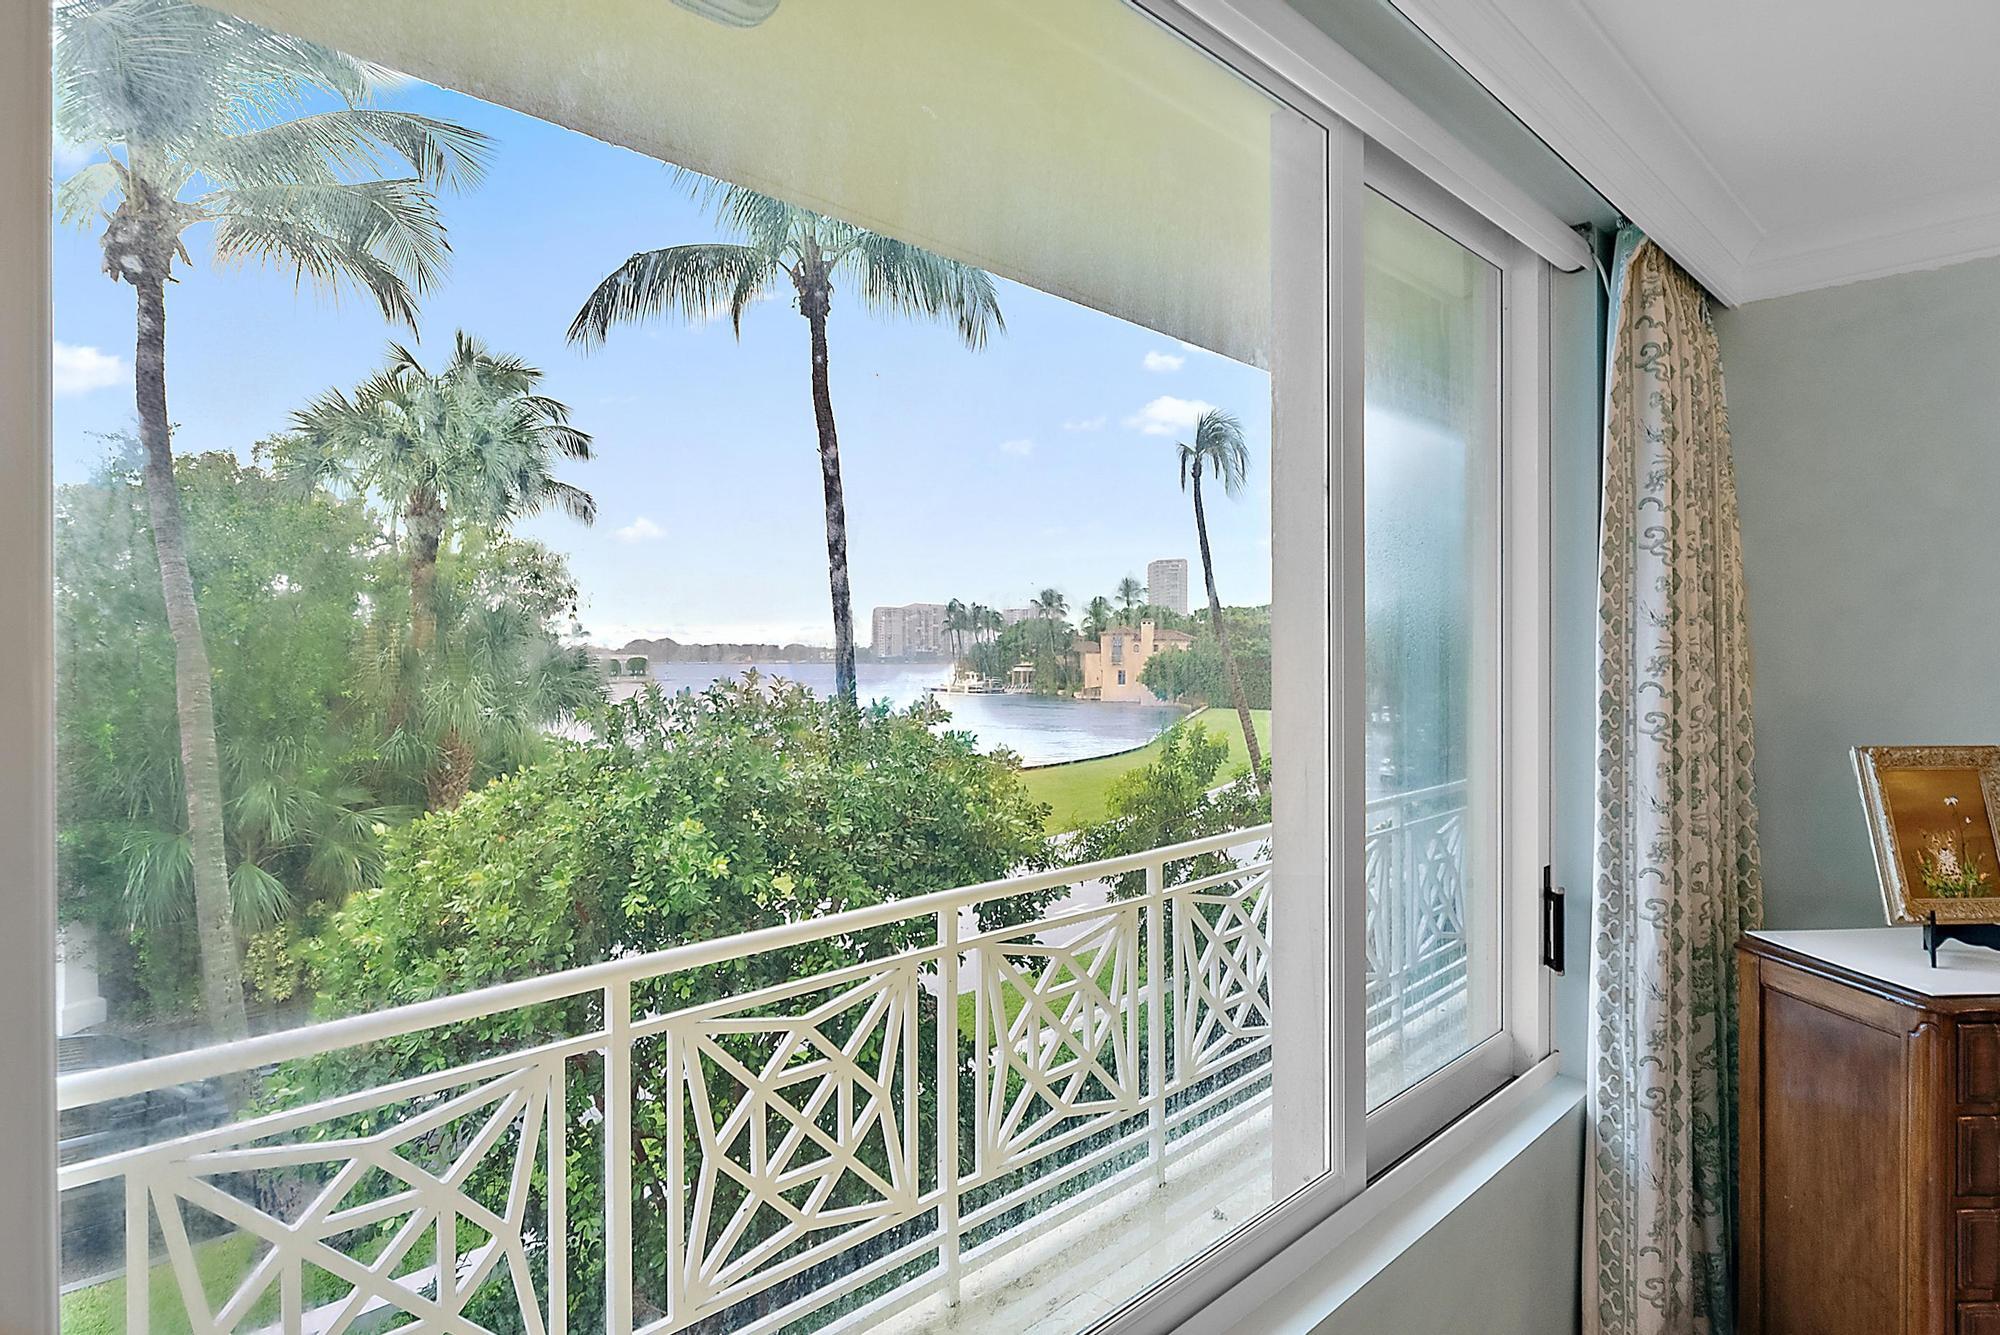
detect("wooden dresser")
(1740, 929), (2000, 1335)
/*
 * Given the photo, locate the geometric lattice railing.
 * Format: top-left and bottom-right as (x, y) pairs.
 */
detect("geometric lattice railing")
(1361, 781), (1470, 1048)
(57, 826), (1285, 1335)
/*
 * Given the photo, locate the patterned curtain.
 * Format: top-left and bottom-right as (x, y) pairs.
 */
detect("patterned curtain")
(1585, 229), (1764, 1335)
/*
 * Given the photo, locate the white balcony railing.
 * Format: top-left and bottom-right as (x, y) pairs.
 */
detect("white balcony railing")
(57, 796), (1466, 1335)
(58, 827), (1276, 1335)
(1363, 781), (1470, 1050)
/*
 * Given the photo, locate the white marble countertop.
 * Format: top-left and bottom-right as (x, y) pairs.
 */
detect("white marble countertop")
(1749, 927), (2000, 997)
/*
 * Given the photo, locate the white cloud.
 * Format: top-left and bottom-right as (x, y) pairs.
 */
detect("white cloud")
(615, 516), (666, 542)
(1142, 350), (1185, 374)
(52, 138), (97, 174)
(1061, 414), (1107, 432)
(52, 341), (126, 397)
(1124, 395), (1216, 437)
(998, 437), (1035, 457)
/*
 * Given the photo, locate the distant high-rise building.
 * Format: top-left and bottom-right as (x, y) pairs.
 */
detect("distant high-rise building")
(1147, 558), (1190, 616)
(870, 602), (950, 657)
(1001, 606), (1040, 626)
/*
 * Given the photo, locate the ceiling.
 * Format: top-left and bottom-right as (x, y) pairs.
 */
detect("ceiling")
(1289, 0), (1615, 231)
(1382, 0), (2000, 304)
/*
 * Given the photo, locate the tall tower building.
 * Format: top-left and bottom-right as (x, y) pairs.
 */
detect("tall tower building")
(869, 603), (950, 657)
(1146, 558), (1190, 616)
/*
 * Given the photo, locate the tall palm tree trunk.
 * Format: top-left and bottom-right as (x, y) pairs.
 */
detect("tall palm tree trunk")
(406, 490), (445, 657)
(429, 727), (476, 809)
(1192, 470), (1267, 793)
(800, 269), (858, 703)
(397, 492), (444, 741)
(131, 273), (253, 1071)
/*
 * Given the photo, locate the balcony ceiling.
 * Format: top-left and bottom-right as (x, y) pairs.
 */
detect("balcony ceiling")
(1384, 0), (2000, 304)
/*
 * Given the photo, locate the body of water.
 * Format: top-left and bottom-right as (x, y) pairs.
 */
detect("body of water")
(625, 662), (1183, 766)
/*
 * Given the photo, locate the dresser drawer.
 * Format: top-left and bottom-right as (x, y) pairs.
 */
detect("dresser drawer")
(1962, 1211), (2000, 1295)
(1962, 1306), (2000, 1335)
(1965, 1119), (2000, 1196)
(1965, 1026), (2000, 1105)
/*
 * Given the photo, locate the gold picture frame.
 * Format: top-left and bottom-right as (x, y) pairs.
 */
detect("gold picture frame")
(1855, 746), (2000, 924)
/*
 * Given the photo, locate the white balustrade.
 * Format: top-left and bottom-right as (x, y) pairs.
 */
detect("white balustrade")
(1362, 781), (1472, 1050)
(58, 795), (1469, 1335)
(58, 826), (1276, 1335)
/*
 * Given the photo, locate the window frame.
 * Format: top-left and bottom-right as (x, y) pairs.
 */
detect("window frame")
(1, 0), (58, 1319)
(0, 0), (1563, 1327)
(1358, 146), (1555, 1170)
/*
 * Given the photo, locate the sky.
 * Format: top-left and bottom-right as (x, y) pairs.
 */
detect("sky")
(51, 71), (1274, 651)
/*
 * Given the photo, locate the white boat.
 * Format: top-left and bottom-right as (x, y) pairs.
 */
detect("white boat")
(932, 668), (1005, 694)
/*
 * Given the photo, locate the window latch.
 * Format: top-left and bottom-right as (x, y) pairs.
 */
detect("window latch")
(1540, 866), (1566, 975)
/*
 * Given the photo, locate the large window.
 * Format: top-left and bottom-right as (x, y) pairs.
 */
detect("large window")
(17, 0), (1557, 1329)
(1362, 190), (1503, 1112)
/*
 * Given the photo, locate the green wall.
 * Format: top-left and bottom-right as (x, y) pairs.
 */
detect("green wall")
(1315, 1105), (1585, 1335)
(1716, 258), (2000, 928)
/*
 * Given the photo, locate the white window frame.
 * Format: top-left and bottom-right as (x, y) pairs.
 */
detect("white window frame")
(0, 0), (1567, 1327)
(1358, 146), (1554, 1171)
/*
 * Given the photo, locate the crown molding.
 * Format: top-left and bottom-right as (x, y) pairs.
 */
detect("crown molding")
(1737, 184), (2000, 302)
(1384, 0), (1759, 302)
(1384, 0), (2000, 306)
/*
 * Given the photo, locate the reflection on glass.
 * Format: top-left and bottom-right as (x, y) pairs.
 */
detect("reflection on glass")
(1362, 191), (1503, 1111)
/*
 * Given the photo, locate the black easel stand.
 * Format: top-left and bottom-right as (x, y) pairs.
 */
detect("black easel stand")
(1925, 911), (2000, 966)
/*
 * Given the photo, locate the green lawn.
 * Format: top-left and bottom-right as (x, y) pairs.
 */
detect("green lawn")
(956, 954), (1130, 1042)
(62, 1232), (268, 1335)
(1020, 708), (1271, 833)
(63, 1227), (402, 1334)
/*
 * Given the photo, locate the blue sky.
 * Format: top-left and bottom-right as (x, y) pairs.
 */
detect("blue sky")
(51, 73), (1273, 649)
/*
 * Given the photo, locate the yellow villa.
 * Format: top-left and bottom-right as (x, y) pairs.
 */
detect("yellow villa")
(1079, 619), (1191, 703)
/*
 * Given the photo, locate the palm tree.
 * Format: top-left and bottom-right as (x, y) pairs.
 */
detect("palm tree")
(1082, 596), (1114, 641)
(945, 598), (970, 663)
(1032, 587), (1069, 655)
(281, 333), (595, 659)
(280, 335), (596, 804)
(1116, 575), (1146, 626)
(1178, 409), (1267, 793)
(54, 0), (487, 1053)
(415, 552), (607, 807)
(569, 181), (1004, 702)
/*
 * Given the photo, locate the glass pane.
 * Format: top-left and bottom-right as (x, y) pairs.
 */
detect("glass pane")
(1362, 190), (1503, 1111)
(50, 0), (1326, 1328)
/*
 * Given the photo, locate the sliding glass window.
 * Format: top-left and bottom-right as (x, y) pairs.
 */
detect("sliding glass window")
(28, 0), (1549, 1329)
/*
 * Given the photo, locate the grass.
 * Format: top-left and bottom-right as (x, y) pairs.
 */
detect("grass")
(63, 1225), (404, 1334)
(956, 955), (1128, 1042)
(62, 1232), (268, 1335)
(1019, 708), (1271, 833)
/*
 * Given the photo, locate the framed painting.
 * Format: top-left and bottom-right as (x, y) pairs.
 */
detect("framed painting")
(1855, 745), (2000, 924)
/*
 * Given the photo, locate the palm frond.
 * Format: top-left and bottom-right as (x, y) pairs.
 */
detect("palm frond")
(567, 242), (777, 347)
(228, 859), (293, 930)
(537, 479), (598, 525)
(117, 824), (191, 927)
(846, 233), (1005, 349)
(197, 109), (489, 193)
(685, 175), (806, 257)
(209, 177), (449, 329)
(55, 159), (123, 228)
(55, 0), (382, 171)
(1190, 409), (1249, 497)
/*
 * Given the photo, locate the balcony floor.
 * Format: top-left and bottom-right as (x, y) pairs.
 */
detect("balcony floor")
(865, 1106), (1275, 1335)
